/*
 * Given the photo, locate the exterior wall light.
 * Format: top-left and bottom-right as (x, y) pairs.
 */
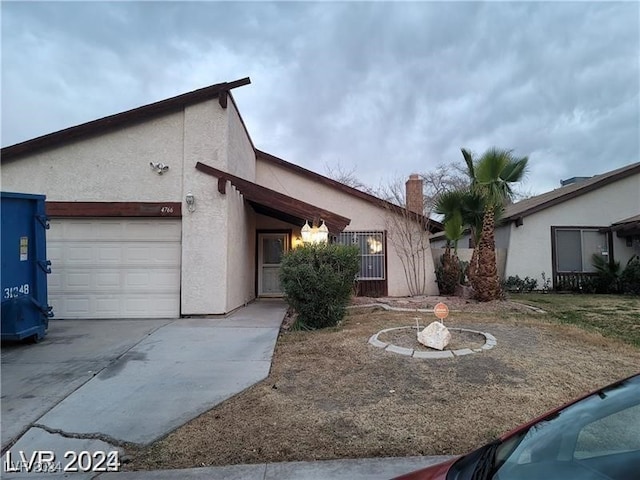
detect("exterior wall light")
(150, 162), (169, 175)
(185, 192), (196, 213)
(301, 220), (329, 244)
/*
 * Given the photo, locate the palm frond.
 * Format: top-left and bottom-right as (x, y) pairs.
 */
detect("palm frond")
(434, 189), (466, 221)
(500, 157), (529, 183)
(461, 148), (476, 182)
(444, 212), (464, 243)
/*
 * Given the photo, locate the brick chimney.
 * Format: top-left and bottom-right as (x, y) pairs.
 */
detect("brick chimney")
(405, 173), (424, 215)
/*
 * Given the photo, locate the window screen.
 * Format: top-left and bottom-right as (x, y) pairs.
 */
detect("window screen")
(556, 229), (582, 272)
(336, 231), (385, 280)
(555, 228), (608, 273)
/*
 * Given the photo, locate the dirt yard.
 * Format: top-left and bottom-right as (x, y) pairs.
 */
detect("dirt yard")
(128, 296), (640, 471)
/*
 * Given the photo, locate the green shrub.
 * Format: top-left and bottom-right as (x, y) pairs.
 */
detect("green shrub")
(502, 275), (538, 293)
(435, 254), (467, 295)
(591, 254), (621, 293)
(621, 255), (640, 295)
(279, 243), (360, 329)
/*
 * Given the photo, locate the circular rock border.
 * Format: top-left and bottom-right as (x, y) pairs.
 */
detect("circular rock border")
(369, 326), (496, 359)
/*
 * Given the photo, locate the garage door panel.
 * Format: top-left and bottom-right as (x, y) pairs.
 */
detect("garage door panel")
(54, 269), (179, 292)
(96, 272), (120, 288)
(124, 245), (180, 265)
(151, 270), (180, 287)
(51, 297), (91, 317)
(48, 272), (62, 289)
(97, 245), (123, 263)
(67, 272), (91, 288)
(66, 246), (94, 264)
(47, 245), (63, 263)
(125, 221), (181, 239)
(95, 297), (120, 317)
(47, 218), (181, 319)
(124, 270), (180, 289)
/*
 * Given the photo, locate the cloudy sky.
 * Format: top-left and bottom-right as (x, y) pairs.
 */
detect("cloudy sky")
(2, 1), (639, 195)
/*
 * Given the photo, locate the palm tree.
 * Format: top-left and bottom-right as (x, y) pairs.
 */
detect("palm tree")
(434, 190), (466, 294)
(459, 189), (484, 285)
(434, 189), (466, 254)
(463, 147), (528, 301)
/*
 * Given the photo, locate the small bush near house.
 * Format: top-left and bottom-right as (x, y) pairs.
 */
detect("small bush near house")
(621, 255), (640, 295)
(280, 243), (360, 329)
(502, 275), (538, 293)
(591, 254), (621, 294)
(435, 254), (468, 295)
(540, 272), (552, 292)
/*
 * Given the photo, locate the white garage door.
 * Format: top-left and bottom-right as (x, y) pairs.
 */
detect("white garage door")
(47, 218), (181, 319)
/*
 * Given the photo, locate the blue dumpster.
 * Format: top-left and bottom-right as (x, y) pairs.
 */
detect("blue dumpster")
(1, 192), (53, 341)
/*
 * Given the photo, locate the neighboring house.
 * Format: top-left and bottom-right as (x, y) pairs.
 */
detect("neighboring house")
(1, 78), (441, 319)
(431, 162), (640, 289)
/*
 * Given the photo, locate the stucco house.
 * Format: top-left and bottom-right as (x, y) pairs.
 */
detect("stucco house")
(431, 162), (640, 289)
(1, 77), (441, 319)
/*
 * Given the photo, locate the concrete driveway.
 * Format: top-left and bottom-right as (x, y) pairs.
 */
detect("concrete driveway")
(1, 300), (287, 475)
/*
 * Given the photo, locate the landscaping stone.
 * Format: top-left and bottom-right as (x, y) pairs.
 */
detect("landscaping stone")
(385, 345), (413, 356)
(417, 321), (451, 350)
(413, 350), (454, 359)
(452, 348), (474, 356)
(369, 324), (495, 360)
(368, 335), (388, 348)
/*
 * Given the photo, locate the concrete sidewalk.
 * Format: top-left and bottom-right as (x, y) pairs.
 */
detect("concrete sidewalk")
(2, 300), (288, 475)
(3, 456), (455, 479)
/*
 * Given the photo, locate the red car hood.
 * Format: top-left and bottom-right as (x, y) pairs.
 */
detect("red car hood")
(391, 456), (460, 480)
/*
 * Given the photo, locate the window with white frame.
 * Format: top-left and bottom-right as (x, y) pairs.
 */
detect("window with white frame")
(336, 231), (385, 280)
(554, 228), (609, 273)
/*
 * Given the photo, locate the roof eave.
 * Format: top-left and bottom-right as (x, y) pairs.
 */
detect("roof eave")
(503, 163), (640, 223)
(1, 77), (251, 162)
(255, 149), (443, 233)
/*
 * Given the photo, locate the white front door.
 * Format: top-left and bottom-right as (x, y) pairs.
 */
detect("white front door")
(258, 233), (288, 296)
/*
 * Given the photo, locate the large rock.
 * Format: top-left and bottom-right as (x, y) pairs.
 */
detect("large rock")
(417, 321), (451, 351)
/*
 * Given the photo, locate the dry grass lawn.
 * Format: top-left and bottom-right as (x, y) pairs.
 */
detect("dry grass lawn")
(129, 295), (640, 471)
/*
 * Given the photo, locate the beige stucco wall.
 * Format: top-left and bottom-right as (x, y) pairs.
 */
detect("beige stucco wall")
(1, 97), (253, 316)
(505, 173), (640, 285)
(1, 112), (185, 201)
(226, 99), (256, 181)
(181, 100), (231, 314)
(256, 158), (439, 296)
(225, 188), (256, 310)
(222, 101), (259, 311)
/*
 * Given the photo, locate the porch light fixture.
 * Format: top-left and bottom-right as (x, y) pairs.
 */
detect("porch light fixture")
(301, 220), (329, 244)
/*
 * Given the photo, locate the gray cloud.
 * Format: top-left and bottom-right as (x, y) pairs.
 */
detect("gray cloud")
(2, 1), (638, 195)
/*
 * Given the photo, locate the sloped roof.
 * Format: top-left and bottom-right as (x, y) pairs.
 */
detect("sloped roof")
(196, 161), (350, 234)
(613, 214), (640, 225)
(610, 214), (640, 236)
(257, 150), (443, 233)
(1, 79), (444, 233)
(1, 78), (251, 161)
(503, 162), (640, 222)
